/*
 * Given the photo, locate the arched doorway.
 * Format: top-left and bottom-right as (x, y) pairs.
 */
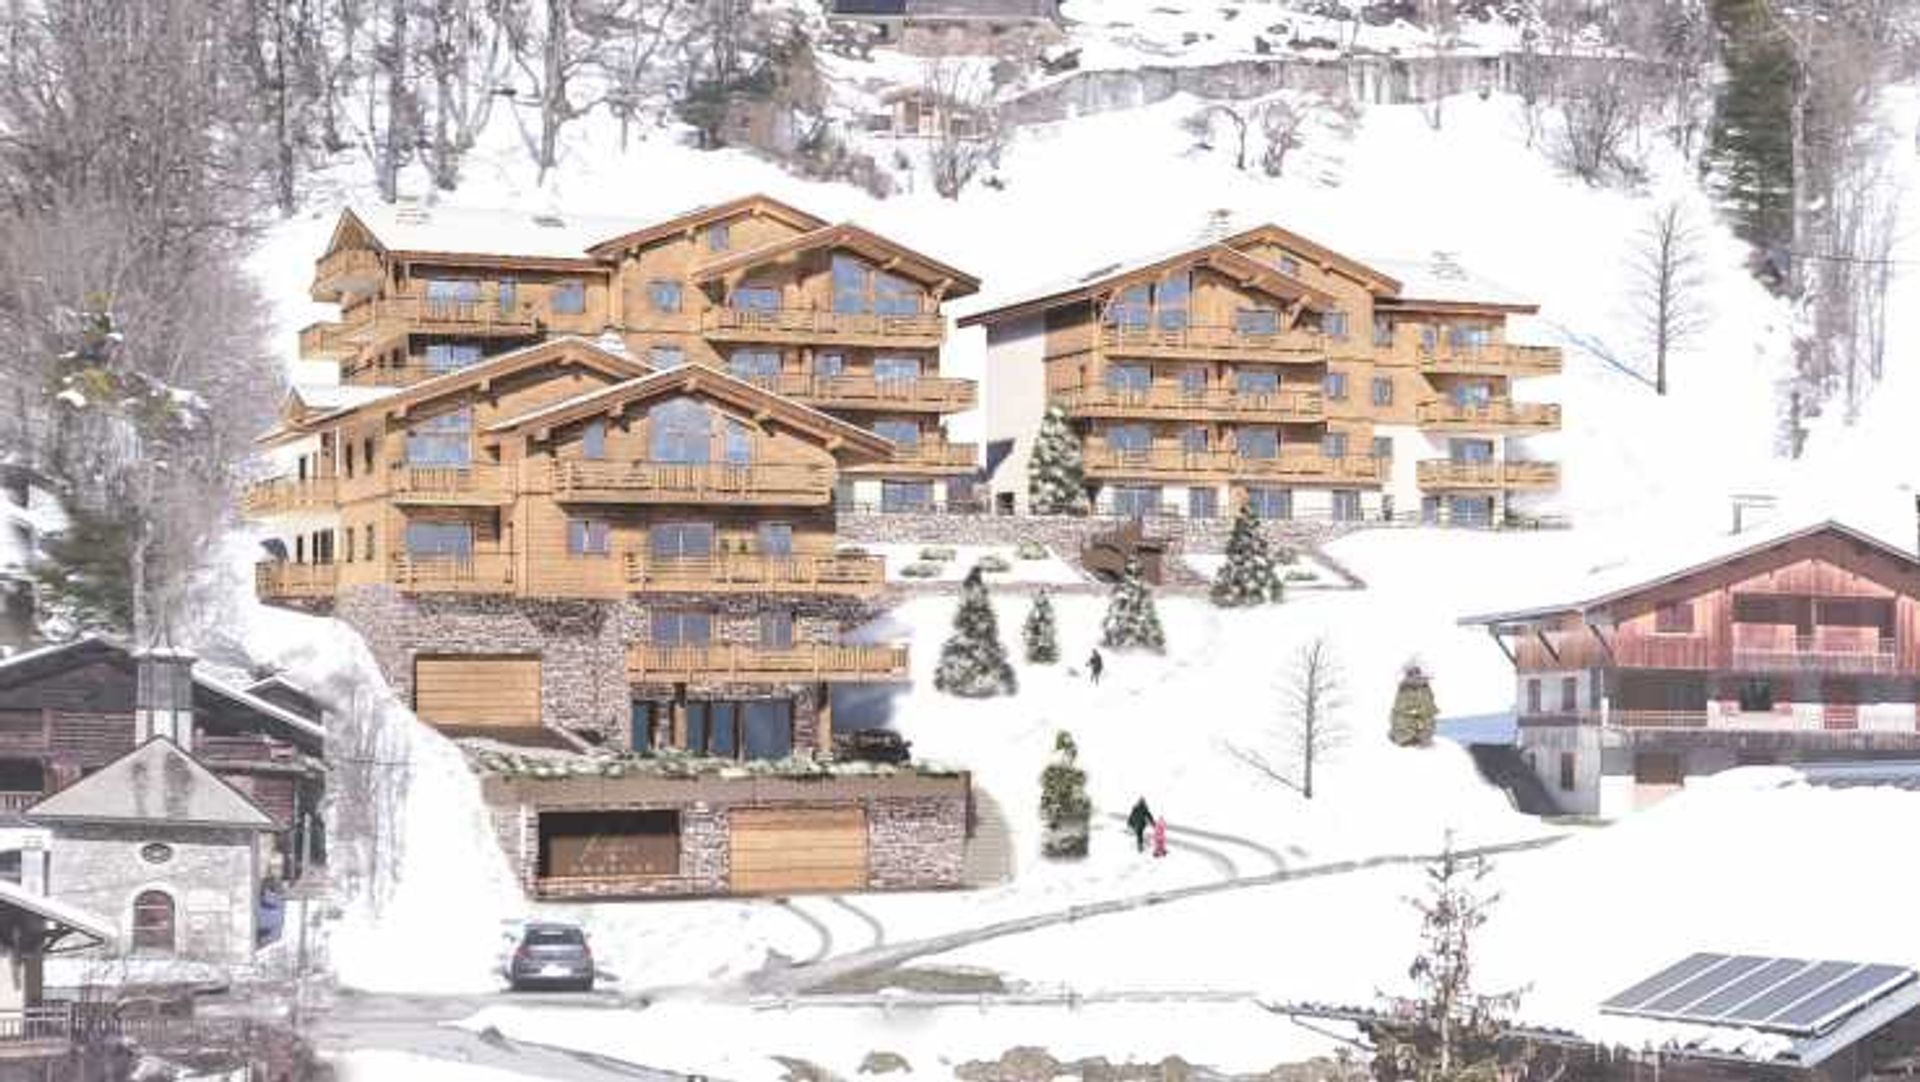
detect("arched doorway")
(131, 890), (175, 952)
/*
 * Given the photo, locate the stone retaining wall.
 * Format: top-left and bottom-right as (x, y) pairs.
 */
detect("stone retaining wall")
(837, 512), (1354, 555)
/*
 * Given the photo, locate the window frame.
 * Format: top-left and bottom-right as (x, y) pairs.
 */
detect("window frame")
(1654, 601), (1696, 635)
(648, 279), (683, 313)
(567, 517), (612, 557)
(551, 279), (587, 315)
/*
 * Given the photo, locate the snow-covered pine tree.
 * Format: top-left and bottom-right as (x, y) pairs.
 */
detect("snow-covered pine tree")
(1100, 558), (1166, 653)
(1022, 588), (1060, 664)
(1209, 502), (1284, 607)
(1038, 730), (1091, 858)
(1390, 661), (1440, 748)
(934, 566), (1018, 697)
(1027, 403), (1090, 515)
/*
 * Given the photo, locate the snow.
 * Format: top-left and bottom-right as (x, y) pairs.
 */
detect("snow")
(869, 541), (1085, 584)
(329, 1050), (555, 1082)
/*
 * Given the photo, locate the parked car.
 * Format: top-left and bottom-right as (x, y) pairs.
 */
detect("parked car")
(834, 728), (912, 765)
(507, 921), (595, 992)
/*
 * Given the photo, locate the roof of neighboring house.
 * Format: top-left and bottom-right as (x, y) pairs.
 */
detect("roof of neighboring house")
(329, 204), (641, 267)
(1459, 518), (1920, 627)
(0, 877), (113, 953)
(688, 222), (982, 297)
(486, 363), (897, 461)
(28, 737), (276, 830)
(583, 194), (830, 258)
(957, 240), (1340, 328)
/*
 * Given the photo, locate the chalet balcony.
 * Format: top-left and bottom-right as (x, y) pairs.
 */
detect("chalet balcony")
(388, 463), (515, 505)
(1231, 452), (1386, 484)
(1416, 460), (1561, 491)
(337, 293), (542, 348)
(1730, 631), (1900, 676)
(297, 321), (354, 360)
(699, 307), (946, 348)
(1416, 399), (1561, 432)
(844, 441), (979, 475)
(1606, 706), (1920, 736)
(310, 248), (385, 302)
(255, 561), (338, 601)
(341, 362), (471, 388)
(548, 459), (834, 506)
(623, 552), (886, 596)
(0, 790), (40, 813)
(627, 643), (911, 684)
(1098, 324), (1325, 363)
(240, 474), (339, 517)
(1418, 342), (1563, 377)
(737, 372), (976, 413)
(1053, 384), (1324, 423)
(1082, 447), (1384, 484)
(388, 552), (516, 594)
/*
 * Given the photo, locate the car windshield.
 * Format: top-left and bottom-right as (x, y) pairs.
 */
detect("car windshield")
(525, 928), (585, 947)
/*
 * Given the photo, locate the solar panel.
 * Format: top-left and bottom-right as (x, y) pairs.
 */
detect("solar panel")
(1769, 964), (1914, 1032)
(1600, 952), (1728, 1011)
(1642, 956), (1771, 1014)
(1721, 961), (1858, 1027)
(1689, 958), (1809, 1018)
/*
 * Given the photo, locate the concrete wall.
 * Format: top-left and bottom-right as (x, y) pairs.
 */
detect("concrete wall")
(46, 823), (259, 965)
(981, 315), (1049, 515)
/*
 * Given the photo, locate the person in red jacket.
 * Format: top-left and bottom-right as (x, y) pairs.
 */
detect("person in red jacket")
(1151, 816), (1168, 858)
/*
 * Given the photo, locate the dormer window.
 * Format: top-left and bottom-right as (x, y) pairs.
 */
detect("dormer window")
(1276, 254), (1301, 277)
(1104, 275), (1187, 331)
(706, 222), (730, 251)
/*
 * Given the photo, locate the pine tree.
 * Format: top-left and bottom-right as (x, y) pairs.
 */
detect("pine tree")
(1100, 559), (1166, 653)
(1390, 661), (1441, 748)
(934, 566), (1018, 697)
(1022, 588), (1060, 664)
(1027, 403), (1090, 515)
(1209, 502), (1284, 607)
(1038, 730), (1091, 858)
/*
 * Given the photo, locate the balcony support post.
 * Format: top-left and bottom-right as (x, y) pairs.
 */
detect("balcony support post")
(816, 681), (833, 756)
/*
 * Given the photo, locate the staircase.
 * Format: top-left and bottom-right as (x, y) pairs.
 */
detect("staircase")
(1467, 744), (1561, 817)
(962, 790), (1015, 886)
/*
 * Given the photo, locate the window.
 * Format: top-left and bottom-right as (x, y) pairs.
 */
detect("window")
(1558, 752), (1576, 792)
(1235, 307), (1281, 336)
(1737, 678), (1775, 713)
(1110, 485), (1160, 518)
(650, 345), (685, 369)
(1450, 495), (1494, 526)
(874, 272), (922, 316)
(1107, 284), (1151, 329)
(582, 421), (606, 461)
(1420, 325), (1440, 353)
(1332, 490), (1361, 522)
(1324, 372), (1348, 400)
(552, 279), (587, 315)
(833, 254), (872, 314)
(1372, 315), (1393, 348)
(1560, 677), (1578, 713)
(728, 350), (781, 381)
(404, 522), (473, 557)
(1155, 271), (1190, 331)
(1236, 426), (1278, 459)
(816, 353), (845, 378)
(1450, 382), (1493, 408)
(362, 437), (376, 473)
(498, 278), (517, 315)
(724, 418), (752, 465)
(1372, 436), (1394, 461)
(1321, 432), (1348, 459)
(365, 524), (375, 561)
(705, 222), (730, 251)
(873, 419), (922, 447)
(405, 407), (472, 466)
(1276, 255), (1301, 277)
(1105, 364), (1151, 393)
(1371, 377), (1394, 407)
(423, 278), (480, 305)
(759, 610), (794, 649)
(741, 701), (793, 760)
(730, 283), (780, 312)
(881, 480), (933, 513)
(344, 528), (355, 563)
(758, 522), (794, 556)
(651, 609), (713, 645)
(874, 356), (922, 383)
(1450, 439), (1495, 464)
(1179, 425), (1208, 454)
(1321, 309), (1350, 340)
(1245, 487), (1292, 520)
(567, 518), (611, 556)
(1655, 602), (1695, 634)
(131, 890), (175, 953)
(648, 398), (712, 464)
(1234, 370), (1279, 396)
(650, 522), (714, 559)
(1527, 678), (1542, 714)
(836, 479), (857, 510)
(1188, 488), (1218, 519)
(649, 280), (682, 312)
(1178, 367), (1207, 394)
(1104, 424), (1150, 454)
(424, 342), (481, 374)
(1448, 323), (1493, 350)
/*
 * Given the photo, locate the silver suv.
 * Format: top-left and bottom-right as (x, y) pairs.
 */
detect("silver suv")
(507, 921), (595, 992)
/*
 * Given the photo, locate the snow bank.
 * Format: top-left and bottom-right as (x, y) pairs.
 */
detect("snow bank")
(870, 542), (1085, 585)
(330, 1051), (553, 1082)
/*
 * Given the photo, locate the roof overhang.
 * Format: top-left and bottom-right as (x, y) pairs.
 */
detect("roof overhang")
(585, 195), (830, 259)
(958, 242), (1339, 329)
(1220, 223), (1404, 294)
(1376, 296), (1541, 316)
(688, 222), (981, 298)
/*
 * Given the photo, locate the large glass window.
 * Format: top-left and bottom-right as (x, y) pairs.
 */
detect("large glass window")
(816, 353), (846, 377)
(1107, 284), (1152, 329)
(759, 610), (794, 649)
(1234, 370), (1279, 396)
(581, 420), (606, 460)
(1450, 439), (1495, 463)
(1178, 367), (1207, 394)
(1451, 383), (1493, 408)
(423, 279), (480, 305)
(1373, 436), (1394, 461)
(405, 407), (472, 466)
(404, 521), (474, 557)
(729, 350), (781, 381)
(1321, 309), (1350, 339)
(567, 518), (611, 556)
(881, 480), (933, 513)
(705, 222), (730, 251)
(1321, 432), (1348, 458)
(424, 342), (481, 374)
(1448, 323), (1493, 350)
(1188, 487), (1218, 519)
(1236, 426), (1278, 459)
(873, 419), (922, 446)
(1105, 364), (1151, 393)
(551, 279), (586, 315)
(833, 254), (871, 314)
(649, 345), (685, 369)
(874, 272), (922, 316)
(1105, 424), (1151, 454)
(1449, 496), (1494, 526)
(1332, 490), (1361, 522)
(651, 609), (713, 645)
(724, 418), (753, 465)
(1245, 487), (1293, 520)
(648, 398), (712, 464)
(1156, 271), (1190, 331)
(758, 522), (794, 556)
(874, 356), (922, 383)
(651, 522), (714, 559)
(1179, 425), (1208, 453)
(1236, 308), (1280, 336)
(1324, 372), (1349, 400)
(742, 701), (794, 760)
(1110, 485), (1160, 518)
(730, 284), (780, 312)
(498, 279), (517, 315)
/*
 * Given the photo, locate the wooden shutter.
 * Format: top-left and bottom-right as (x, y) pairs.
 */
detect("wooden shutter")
(414, 656), (541, 730)
(729, 806), (868, 894)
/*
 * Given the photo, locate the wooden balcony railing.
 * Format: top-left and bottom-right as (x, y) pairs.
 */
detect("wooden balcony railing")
(342, 362), (475, 388)
(1417, 341), (1563, 376)
(1730, 634), (1900, 676)
(338, 293), (542, 345)
(241, 474), (338, 517)
(548, 460), (834, 505)
(1083, 447), (1384, 483)
(623, 552), (886, 596)
(736, 372), (976, 412)
(389, 552), (516, 593)
(389, 463), (514, 504)
(872, 441), (979, 471)
(0, 790), (42, 813)
(1098, 323), (1325, 361)
(297, 321), (353, 359)
(1231, 453), (1386, 483)
(1054, 384), (1325, 422)
(1416, 400), (1562, 431)
(700, 307), (946, 346)
(628, 643), (911, 683)
(311, 248), (385, 301)
(1416, 460), (1562, 490)
(255, 561), (338, 601)
(0, 1005), (74, 1045)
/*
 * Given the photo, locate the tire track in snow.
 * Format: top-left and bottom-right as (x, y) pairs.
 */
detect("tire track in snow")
(772, 898), (834, 966)
(826, 895), (886, 949)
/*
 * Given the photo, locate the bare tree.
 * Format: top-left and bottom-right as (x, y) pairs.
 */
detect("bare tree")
(923, 57), (1006, 200)
(494, 0), (609, 181)
(1417, 0), (1459, 131)
(1629, 200), (1708, 396)
(600, 0), (691, 151)
(1229, 636), (1347, 800)
(1184, 103), (1252, 170)
(420, 0), (512, 190)
(1259, 98), (1305, 177)
(1554, 61), (1642, 185)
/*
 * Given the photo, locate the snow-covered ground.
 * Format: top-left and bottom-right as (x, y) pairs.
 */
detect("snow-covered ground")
(868, 541), (1086, 585)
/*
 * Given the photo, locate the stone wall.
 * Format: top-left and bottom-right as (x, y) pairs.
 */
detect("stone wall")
(838, 511), (1354, 555)
(47, 822), (259, 965)
(867, 794), (968, 890)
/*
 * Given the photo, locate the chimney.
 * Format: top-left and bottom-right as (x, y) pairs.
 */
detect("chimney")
(135, 646), (196, 752)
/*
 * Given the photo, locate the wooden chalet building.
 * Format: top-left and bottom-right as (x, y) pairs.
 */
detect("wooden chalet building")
(298, 194), (983, 514)
(1462, 519), (1920, 818)
(962, 228), (1562, 525)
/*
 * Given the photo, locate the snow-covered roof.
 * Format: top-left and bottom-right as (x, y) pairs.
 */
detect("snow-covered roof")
(344, 203), (646, 262)
(288, 383), (394, 413)
(29, 737), (276, 830)
(1367, 254), (1535, 310)
(0, 877), (113, 951)
(959, 237), (1339, 326)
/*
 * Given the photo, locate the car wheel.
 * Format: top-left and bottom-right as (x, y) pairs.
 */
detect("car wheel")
(576, 978), (595, 993)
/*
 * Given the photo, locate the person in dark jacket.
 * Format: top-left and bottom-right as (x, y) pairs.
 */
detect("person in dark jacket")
(1088, 649), (1105, 685)
(1126, 797), (1153, 852)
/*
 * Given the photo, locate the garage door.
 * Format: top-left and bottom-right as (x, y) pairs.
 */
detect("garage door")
(414, 655), (541, 730)
(729, 806), (868, 894)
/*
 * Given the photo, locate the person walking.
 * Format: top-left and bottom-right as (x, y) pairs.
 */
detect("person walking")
(1126, 796), (1153, 852)
(1087, 648), (1105, 685)
(1151, 816), (1168, 859)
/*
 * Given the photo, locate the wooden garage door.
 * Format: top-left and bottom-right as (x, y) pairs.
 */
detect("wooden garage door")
(729, 806), (868, 894)
(414, 656), (541, 729)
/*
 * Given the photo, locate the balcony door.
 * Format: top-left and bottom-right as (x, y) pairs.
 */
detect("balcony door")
(730, 282), (781, 313)
(404, 521), (473, 559)
(651, 609), (713, 646)
(650, 522), (714, 563)
(405, 407), (473, 467)
(1450, 382), (1494, 408)
(728, 350), (781, 385)
(1449, 439), (1495, 464)
(874, 356), (922, 388)
(1104, 364), (1150, 398)
(649, 398), (712, 464)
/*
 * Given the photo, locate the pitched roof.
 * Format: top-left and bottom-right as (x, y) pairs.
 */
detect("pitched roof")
(28, 738), (275, 830)
(1367, 255), (1538, 314)
(688, 222), (982, 297)
(485, 364), (896, 461)
(328, 204), (642, 267)
(957, 240), (1339, 328)
(584, 194), (830, 258)
(1219, 223), (1403, 294)
(0, 878), (113, 952)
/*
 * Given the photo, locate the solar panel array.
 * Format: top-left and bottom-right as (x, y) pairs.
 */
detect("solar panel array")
(1600, 953), (1917, 1037)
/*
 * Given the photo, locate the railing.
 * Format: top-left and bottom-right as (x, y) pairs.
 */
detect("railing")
(1730, 634), (1900, 675)
(628, 643), (911, 682)
(254, 561), (338, 600)
(311, 248), (385, 298)
(196, 736), (297, 765)
(342, 362), (472, 388)
(875, 441), (979, 469)
(389, 463), (514, 503)
(0, 1005), (73, 1044)
(296, 321), (352, 358)
(549, 459), (834, 504)
(1082, 447), (1384, 482)
(1098, 323), (1325, 358)
(240, 474), (338, 516)
(1416, 400), (1562, 430)
(0, 790), (42, 813)
(389, 552), (516, 593)
(1417, 341), (1564, 376)
(701, 307), (946, 343)
(1054, 384), (1324, 421)
(1230, 453), (1385, 483)
(1416, 460), (1562, 490)
(338, 293), (542, 343)
(623, 552), (886, 595)
(735, 372), (976, 411)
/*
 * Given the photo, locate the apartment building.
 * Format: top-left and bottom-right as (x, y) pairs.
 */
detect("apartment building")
(302, 194), (982, 513)
(962, 225), (1562, 525)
